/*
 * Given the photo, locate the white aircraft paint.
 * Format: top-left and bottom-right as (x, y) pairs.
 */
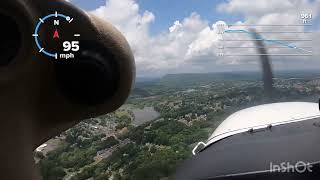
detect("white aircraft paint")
(206, 102), (320, 147)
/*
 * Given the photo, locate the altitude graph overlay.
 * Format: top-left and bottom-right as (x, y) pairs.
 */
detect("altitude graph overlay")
(216, 13), (313, 57)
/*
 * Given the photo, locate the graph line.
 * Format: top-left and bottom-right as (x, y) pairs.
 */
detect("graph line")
(224, 29), (312, 53)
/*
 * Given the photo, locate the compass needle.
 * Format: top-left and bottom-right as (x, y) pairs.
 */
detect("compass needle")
(53, 29), (59, 39)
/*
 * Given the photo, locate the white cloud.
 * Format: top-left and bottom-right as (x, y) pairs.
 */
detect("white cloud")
(90, 0), (320, 76)
(91, 1), (222, 76)
(169, 21), (182, 33)
(218, 0), (294, 17)
(217, 0), (319, 18)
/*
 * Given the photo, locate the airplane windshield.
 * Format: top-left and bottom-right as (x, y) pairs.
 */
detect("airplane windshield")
(32, 1), (319, 180)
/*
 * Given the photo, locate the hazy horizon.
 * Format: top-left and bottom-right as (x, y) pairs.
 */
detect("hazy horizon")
(68, 0), (320, 77)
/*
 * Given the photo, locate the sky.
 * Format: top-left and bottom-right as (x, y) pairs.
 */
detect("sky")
(67, 0), (320, 77)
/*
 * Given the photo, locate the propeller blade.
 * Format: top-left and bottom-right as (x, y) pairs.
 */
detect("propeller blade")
(249, 29), (274, 100)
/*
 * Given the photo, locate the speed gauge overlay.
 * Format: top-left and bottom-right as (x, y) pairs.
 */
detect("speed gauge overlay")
(33, 11), (80, 60)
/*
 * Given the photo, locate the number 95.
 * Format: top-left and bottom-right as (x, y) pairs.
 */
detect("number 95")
(63, 41), (80, 52)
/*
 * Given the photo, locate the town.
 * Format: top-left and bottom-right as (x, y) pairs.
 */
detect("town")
(36, 72), (320, 180)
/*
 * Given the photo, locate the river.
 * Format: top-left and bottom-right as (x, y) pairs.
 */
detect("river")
(132, 107), (160, 126)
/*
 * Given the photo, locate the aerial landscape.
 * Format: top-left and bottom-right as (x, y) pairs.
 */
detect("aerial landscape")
(31, 0), (319, 179)
(35, 71), (320, 180)
(0, 0), (319, 179)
